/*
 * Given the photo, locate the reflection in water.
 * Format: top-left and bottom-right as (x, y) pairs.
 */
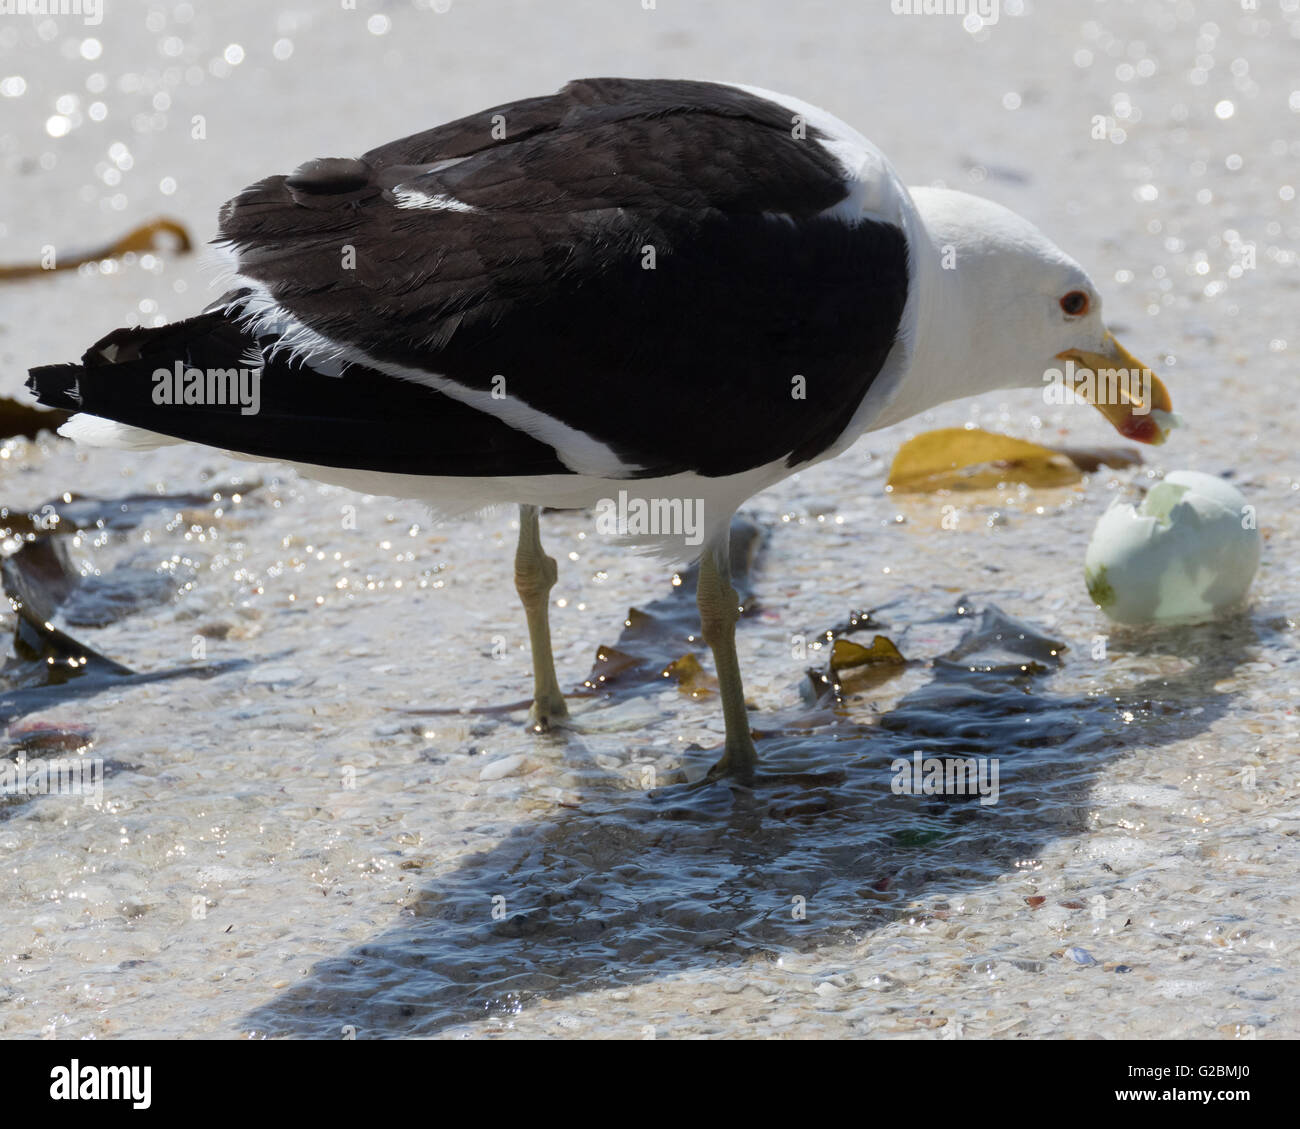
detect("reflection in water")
(245, 548), (1255, 1039)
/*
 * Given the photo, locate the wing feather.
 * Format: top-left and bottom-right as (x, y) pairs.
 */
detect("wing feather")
(212, 77), (910, 477)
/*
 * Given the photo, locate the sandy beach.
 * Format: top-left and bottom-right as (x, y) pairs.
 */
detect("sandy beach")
(0, 0), (1297, 1039)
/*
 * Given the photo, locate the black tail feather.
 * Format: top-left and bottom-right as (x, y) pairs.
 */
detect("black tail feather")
(26, 363), (83, 413)
(27, 311), (570, 477)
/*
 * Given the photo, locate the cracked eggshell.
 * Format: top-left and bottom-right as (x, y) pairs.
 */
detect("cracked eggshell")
(1084, 470), (1260, 625)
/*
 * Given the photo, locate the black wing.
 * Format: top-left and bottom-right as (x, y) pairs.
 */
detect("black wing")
(217, 78), (910, 478)
(27, 308), (570, 476)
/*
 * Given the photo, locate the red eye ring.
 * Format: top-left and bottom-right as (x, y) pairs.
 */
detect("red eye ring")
(1060, 290), (1090, 316)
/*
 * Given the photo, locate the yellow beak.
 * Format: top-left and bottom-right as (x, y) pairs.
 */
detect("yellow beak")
(1055, 333), (1174, 445)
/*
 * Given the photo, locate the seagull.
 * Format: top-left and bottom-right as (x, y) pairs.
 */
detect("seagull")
(27, 78), (1174, 779)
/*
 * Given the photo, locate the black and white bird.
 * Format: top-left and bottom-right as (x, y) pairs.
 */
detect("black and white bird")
(28, 78), (1173, 778)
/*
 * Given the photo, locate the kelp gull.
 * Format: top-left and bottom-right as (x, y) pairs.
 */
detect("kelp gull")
(27, 78), (1174, 778)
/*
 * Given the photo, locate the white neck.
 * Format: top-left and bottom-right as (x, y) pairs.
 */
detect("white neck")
(846, 187), (980, 435)
(865, 185), (1084, 434)
(899, 194), (979, 408)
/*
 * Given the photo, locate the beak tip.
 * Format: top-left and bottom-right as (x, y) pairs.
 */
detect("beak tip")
(1062, 338), (1174, 445)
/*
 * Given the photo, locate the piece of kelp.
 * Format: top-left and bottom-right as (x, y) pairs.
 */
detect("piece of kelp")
(402, 515), (766, 718)
(0, 535), (242, 726)
(931, 601), (1068, 678)
(886, 427), (1143, 492)
(0, 397), (68, 441)
(2, 537), (129, 682)
(579, 515), (764, 699)
(804, 617), (911, 705)
(60, 558), (187, 629)
(0, 217), (191, 281)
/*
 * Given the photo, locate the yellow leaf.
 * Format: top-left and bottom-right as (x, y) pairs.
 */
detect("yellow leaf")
(661, 653), (718, 698)
(887, 428), (1083, 492)
(582, 644), (643, 691)
(829, 635), (906, 674)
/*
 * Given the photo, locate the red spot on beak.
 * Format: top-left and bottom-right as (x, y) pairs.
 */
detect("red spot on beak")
(1120, 414), (1161, 444)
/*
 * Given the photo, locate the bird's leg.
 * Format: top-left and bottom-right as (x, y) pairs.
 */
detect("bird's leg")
(696, 539), (758, 779)
(513, 504), (569, 731)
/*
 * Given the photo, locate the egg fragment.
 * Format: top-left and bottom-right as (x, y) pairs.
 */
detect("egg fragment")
(1084, 470), (1260, 625)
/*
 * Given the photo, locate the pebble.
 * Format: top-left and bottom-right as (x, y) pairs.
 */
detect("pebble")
(478, 755), (526, 781)
(247, 665), (305, 686)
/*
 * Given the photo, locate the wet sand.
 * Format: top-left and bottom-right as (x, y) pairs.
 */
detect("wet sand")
(0, 0), (1296, 1038)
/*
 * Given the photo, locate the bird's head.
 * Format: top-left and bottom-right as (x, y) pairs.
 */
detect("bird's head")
(907, 187), (1174, 445)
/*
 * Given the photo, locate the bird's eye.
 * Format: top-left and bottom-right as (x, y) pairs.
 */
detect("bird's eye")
(1060, 290), (1090, 316)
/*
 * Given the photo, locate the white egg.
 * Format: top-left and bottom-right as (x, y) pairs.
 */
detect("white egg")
(1084, 470), (1260, 625)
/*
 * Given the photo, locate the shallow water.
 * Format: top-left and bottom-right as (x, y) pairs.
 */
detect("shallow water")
(1, 0), (1297, 1039)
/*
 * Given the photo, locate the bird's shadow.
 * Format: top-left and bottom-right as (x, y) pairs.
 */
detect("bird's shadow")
(243, 548), (1264, 1038)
